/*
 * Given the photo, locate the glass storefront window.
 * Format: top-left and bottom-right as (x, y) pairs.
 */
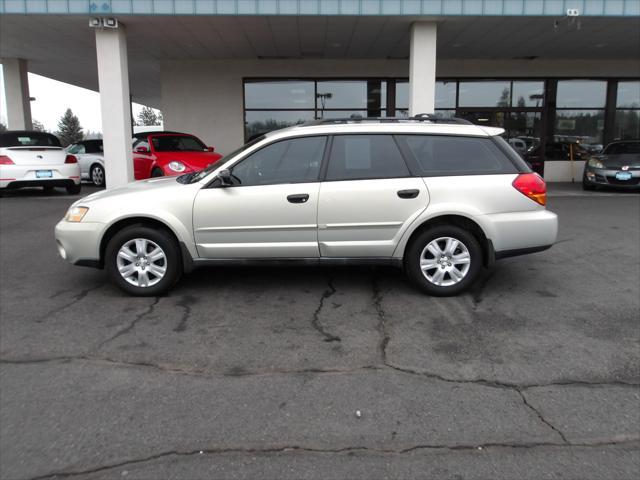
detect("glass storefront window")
(511, 81), (545, 107)
(317, 110), (369, 120)
(555, 109), (605, 146)
(395, 81), (456, 110)
(458, 81), (511, 108)
(616, 81), (640, 108)
(244, 110), (315, 140)
(316, 81), (368, 109)
(613, 110), (640, 140)
(556, 80), (606, 108)
(244, 81), (315, 109)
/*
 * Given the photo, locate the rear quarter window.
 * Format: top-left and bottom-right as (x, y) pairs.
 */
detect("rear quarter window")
(397, 135), (520, 176)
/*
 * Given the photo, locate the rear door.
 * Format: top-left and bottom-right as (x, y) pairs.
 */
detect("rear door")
(317, 134), (428, 257)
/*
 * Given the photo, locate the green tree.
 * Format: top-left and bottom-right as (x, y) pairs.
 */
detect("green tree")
(32, 119), (46, 132)
(135, 106), (163, 126)
(55, 108), (83, 146)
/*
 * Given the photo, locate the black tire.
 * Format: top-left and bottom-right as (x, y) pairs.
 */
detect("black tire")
(405, 225), (482, 296)
(105, 225), (182, 296)
(90, 163), (106, 187)
(66, 183), (82, 195)
(151, 168), (164, 178)
(582, 180), (596, 191)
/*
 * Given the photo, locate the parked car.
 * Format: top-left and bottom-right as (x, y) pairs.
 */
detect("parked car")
(132, 131), (222, 180)
(508, 137), (527, 155)
(55, 117), (557, 296)
(582, 140), (640, 190)
(67, 139), (105, 187)
(0, 131), (81, 195)
(524, 141), (589, 176)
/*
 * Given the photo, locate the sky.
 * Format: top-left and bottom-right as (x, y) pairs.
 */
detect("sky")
(0, 66), (160, 134)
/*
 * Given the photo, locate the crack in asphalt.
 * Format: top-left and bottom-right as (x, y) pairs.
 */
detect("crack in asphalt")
(371, 277), (389, 363)
(95, 297), (160, 349)
(25, 439), (640, 480)
(35, 284), (105, 323)
(310, 277), (341, 342)
(173, 296), (194, 333)
(518, 390), (569, 444)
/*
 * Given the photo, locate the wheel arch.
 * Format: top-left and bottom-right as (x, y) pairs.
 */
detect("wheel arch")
(397, 214), (494, 268)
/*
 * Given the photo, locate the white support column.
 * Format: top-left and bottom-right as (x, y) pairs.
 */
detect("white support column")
(95, 24), (133, 188)
(409, 22), (437, 116)
(2, 58), (33, 130)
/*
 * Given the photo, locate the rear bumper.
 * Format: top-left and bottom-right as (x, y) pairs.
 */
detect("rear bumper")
(483, 209), (558, 253)
(0, 163), (81, 189)
(55, 220), (105, 267)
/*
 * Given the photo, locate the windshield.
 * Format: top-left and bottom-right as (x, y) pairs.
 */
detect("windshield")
(603, 142), (640, 155)
(151, 135), (207, 152)
(180, 135), (266, 184)
(0, 132), (61, 148)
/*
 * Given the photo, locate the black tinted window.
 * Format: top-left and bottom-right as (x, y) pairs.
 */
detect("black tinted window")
(326, 135), (409, 181)
(231, 136), (325, 186)
(604, 142), (640, 155)
(152, 135), (207, 152)
(399, 135), (518, 176)
(0, 132), (61, 148)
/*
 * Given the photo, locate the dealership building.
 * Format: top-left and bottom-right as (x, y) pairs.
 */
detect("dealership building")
(1, 0), (639, 186)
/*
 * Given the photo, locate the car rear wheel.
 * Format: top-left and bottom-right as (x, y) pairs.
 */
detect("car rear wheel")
(151, 167), (164, 178)
(66, 184), (81, 195)
(91, 164), (105, 187)
(105, 226), (181, 296)
(405, 225), (482, 296)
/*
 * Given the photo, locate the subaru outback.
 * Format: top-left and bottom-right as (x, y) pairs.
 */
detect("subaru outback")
(55, 116), (558, 296)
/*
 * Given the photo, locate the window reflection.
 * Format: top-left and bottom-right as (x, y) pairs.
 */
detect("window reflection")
(614, 111), (640, 140)
(556, 80), (606, 108)
(555, 110), (605, 146)
(512, 82), (544, 107)
(396, 81), (456, 109)
(616, 81), (640, 108)
(245, 81), (315, 109)
(316, 81), (368, 109)
(458, 81), (511, 108)
(244, 111), (314, 140)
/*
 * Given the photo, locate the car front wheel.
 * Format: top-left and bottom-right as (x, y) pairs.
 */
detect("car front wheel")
(105, 226), (181, 296)
(405, 225), (482, 296)
(151, 167), (164, 178)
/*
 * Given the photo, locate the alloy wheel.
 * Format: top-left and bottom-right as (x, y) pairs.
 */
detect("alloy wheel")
(116, 238), (167, 287)
(419, 236), (471, 287)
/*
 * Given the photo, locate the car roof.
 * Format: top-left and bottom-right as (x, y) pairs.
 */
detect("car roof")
(263, 120), (504, 140)
(132, 130), (188, 139)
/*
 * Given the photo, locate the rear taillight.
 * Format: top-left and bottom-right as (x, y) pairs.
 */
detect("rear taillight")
(512, 173), (546, 206)
(0, 155), (15, 165)
(65, 154), (78, 164)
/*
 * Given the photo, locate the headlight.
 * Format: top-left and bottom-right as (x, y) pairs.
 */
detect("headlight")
(65, 206), (89, 222)
(588, 158), (605, 169)
(168, 161), (186, 172)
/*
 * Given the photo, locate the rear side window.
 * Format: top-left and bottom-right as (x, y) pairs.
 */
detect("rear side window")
(326, 135), (410, 181)
(398, 135), (519, 176)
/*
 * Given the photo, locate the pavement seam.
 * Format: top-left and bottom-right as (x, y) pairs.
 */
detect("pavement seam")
(94, 297), (160, 349)
(371, 276), (389, 364)
(310, 276), (341, 342)
(23, 439), (640, 480)
(35, 283), (105, 323)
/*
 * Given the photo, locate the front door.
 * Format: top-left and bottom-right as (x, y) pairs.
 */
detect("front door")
(193, 136), (327, 258)
(317, 134), (428, 257)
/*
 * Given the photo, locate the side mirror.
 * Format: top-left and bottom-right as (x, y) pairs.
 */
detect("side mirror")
(207, 146), (215, 152)
(218, 169), (233, 187)
(135, 146), (149, 154)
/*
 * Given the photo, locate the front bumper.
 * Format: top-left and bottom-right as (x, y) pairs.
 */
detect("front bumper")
(583, 167), (640, 189)
(55, 219), (105, 267)
(0, 163), (81, 189)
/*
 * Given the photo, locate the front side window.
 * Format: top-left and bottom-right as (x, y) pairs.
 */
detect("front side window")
(398, 135), (518, 176)
(151, 135), (207, 152)
(326, 135), (410, 181)
(230, 136), (326, 186)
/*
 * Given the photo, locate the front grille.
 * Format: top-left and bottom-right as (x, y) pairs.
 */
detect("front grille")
(606, 176), (640, 186)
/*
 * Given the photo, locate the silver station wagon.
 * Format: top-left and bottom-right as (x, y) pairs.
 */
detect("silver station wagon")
(55, 116), (558, 296)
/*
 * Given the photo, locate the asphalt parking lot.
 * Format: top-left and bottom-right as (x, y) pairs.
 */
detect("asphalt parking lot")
(0, 184), (638, 479)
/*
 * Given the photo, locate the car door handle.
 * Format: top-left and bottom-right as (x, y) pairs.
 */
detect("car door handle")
(287, 194), (310, 204)
(397, 189), (419, 199)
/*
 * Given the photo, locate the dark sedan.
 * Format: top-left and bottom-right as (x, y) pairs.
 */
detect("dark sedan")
(583, 140), (640, 191)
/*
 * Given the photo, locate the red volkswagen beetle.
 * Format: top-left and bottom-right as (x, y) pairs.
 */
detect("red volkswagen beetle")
(132, 131), (223, 180)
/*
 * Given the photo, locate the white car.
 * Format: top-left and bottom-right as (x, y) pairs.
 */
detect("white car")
(67, 139), (105, 187)
(1, 131), (81, 195)
(55, 116), (557, 296)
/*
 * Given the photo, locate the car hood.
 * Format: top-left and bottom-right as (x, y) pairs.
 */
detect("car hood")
(156, 151), (222, 169)
(77, 177), (188, 205)
(593, 154), (640, 168)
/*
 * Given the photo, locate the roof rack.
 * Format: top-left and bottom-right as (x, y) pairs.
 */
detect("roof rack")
(302, 113), (473, 126)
